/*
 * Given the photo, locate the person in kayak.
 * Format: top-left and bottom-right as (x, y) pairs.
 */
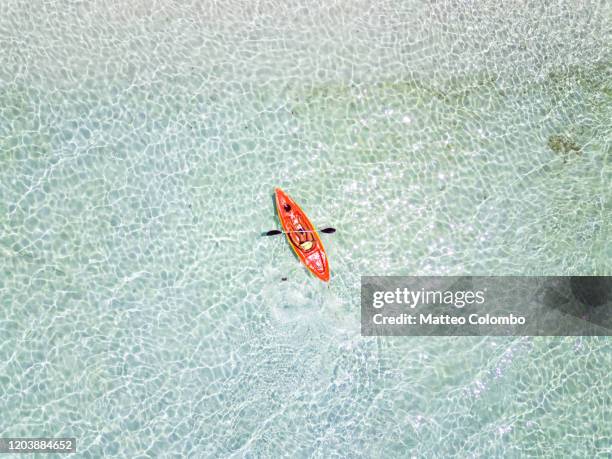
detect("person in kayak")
(282, 202), (315, 251)
(289, 221), (315, 252)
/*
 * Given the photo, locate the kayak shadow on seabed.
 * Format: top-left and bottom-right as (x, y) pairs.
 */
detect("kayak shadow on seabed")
(538, 276), (612, 333)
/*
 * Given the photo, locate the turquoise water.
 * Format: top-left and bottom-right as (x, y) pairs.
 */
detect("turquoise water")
(1, 0), (611, 457)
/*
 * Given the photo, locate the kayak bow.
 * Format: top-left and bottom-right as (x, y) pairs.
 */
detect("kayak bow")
(274, 188), (330, 282)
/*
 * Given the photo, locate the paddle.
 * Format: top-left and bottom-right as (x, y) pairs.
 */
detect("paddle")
(262, 227), (336, 236)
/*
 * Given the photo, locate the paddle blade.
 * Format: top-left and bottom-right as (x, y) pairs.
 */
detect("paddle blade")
(320, 227), (336, 234)
(263, 230), (283, 236)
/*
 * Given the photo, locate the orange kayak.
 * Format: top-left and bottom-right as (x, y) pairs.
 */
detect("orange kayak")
(275, 188), (330, 282)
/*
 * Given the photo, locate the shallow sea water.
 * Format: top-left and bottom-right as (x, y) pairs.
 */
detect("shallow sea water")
(1, 0), (611, 457)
